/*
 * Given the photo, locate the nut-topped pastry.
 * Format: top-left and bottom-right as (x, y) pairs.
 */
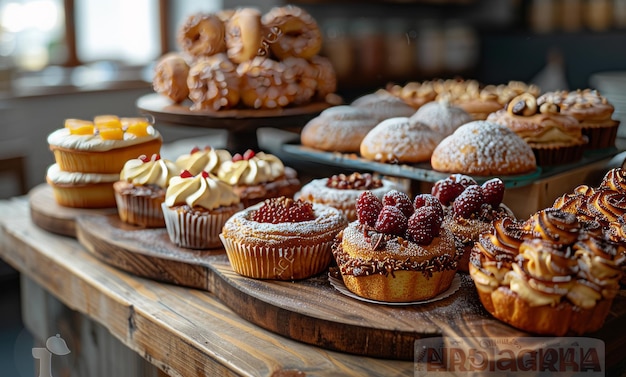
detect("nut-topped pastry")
(114, 153), (179, 227)
(216, 149), (301, 207)
(332, 190), (459, 302)
(220, 197), (348, 280)
(541, 89), (619, 149)
(187, 53), (240, 111)
(470, 207), (624, 335)
(487, 93), (586, 165)
(162, 170), (242, 249)
(433, 174), (515, 271)
(295, 172), (405, 222)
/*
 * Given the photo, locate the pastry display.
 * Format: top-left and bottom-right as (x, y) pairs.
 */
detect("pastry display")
(332, 190), (459, 302)
(300, 105), (378, 153)
(360, 117), (443, 163)
(469, 208), (624, 335)
(216, 150), (301, 207)
(113, 154), (179, 228)
(408, 99), (472, 137)
(220, 196), (348, 280)
(162, 170), (242, 249)
(48, 116), (162, 174)
(432, 174), (514, 271)
(295, 172), (405, 221)
(152, 6), (337, 111)
(46, 163), (119, 208)
(540, 89), (619, 149)
(431, 120), (537, 176)
(387, 81), (437, 109)
(487, 93), (587, 165)
(351, 89), (417, 122)
(175, 145), (232, 176)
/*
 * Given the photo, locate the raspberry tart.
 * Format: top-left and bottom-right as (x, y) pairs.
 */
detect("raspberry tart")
(162, 170), (242, 249)
(220, 197), (348, 280)
(332, 190), (459, 302)
(114, 153), (179, 227)
(433, 174), (515, 272)
(295, 172), (405, 222)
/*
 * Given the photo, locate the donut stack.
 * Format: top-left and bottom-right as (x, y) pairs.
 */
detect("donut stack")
(153, 6), (336, 111)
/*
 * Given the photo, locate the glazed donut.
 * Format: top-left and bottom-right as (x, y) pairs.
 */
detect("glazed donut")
(309, 55), (337, 101)
(152, 53), (190, 103)
(187, 53), (240, 111)
(225, 8), (264, 64)
(282, 57), (317, 105)
(237, 57), (296, 109)
(262, 5), (322, 60)
(178, 13), (226, 57)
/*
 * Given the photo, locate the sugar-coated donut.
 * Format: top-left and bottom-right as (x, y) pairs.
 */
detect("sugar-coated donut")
(262, 5), (322, 60)
(152, 53), (190, 103)
(178, 13), (226, 57)
(225, 8), (264, 64)
(237, 57), (296, 109)
(282, 57), (317, 105)
(187, 54), (240, 111)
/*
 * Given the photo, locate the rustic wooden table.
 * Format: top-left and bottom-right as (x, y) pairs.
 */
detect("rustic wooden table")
(0, 197), (415, 377)
(2, 195), (626, 377)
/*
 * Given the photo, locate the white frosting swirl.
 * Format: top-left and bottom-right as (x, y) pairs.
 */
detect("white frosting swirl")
(165, 173), (240, 210)
(47, 163), (119, 184)
(47, 126), (161, 152)
(217, 152), (284, 185)
(120, 157), (179, 187)
(175, 148), (232, 175)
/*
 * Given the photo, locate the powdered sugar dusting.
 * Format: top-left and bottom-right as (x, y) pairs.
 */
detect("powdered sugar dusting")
(431, 121), (537, 176)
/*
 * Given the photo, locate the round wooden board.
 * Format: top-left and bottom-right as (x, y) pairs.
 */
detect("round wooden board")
(74, 212), (530, 360)
(29, 184), (117, 237)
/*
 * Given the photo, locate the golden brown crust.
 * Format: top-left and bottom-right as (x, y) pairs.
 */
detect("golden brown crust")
(225, 8), (263, 64)
(262, 5), (322, 60)
(47, 179), (116, 208)
(152, 53), (190, 103)
(237, 57), (296, 109)
(187, 54), (240, 111)
(178, 13), (226, 57)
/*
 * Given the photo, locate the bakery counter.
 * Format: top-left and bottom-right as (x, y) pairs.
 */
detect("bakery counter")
(0, 196), (414, 377)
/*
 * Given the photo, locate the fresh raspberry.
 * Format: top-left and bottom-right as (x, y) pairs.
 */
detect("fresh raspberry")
(453, 185), (485, 218)
(374, 205), (408, 235)
(405, 206), (443, 245)
(356, 191), (383, 226)
(450, 174), (477, 188)
(413, 194), (444, 221)
(243, 149), (256, 160)
(482, 178), (505, 208)
(382, 190), (414, 217)
(431, 178), (465, 206)
(251, 197), (315, 224)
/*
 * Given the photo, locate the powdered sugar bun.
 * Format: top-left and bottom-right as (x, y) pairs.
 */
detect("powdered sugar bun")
(360, 117), (443, 163)
(351, 89), (417, 122)
(300, 105), (378, 153)
(409, 99), (473, 137)
(431, 121), (537, 176)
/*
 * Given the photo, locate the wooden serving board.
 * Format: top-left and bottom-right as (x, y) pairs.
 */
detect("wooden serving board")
(29, 184), (117, 237)
(75, 213), (626, 361)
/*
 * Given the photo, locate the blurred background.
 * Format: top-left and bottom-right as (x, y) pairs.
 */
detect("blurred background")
(0, 0), (625, 373)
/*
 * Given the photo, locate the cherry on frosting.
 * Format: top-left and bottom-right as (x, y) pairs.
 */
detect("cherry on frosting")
(190, 146), (201, 154)
(141, 153), (160, 162)
(243, 149), (256, 160)
(232, 153), (243, 162)
(201, 171), (209, 178)
(180, 170), (194, 178)
(139, 154), (150, 162)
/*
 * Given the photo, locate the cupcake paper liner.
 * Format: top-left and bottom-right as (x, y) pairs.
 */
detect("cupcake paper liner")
(114, 191), (165, 228)
(162, 203), (230, 249)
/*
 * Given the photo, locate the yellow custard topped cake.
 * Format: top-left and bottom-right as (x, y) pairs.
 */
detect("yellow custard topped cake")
(162, 170), (242, 249)
(114, 154), (180, 228)
(216, 149), (301, 207)
(48, 116), (162, 173)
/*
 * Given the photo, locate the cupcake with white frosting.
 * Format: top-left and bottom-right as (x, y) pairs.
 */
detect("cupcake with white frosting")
(216, 149), (301, 207)
(162, 170), (242, 249)
(114, 153), (179, 227)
